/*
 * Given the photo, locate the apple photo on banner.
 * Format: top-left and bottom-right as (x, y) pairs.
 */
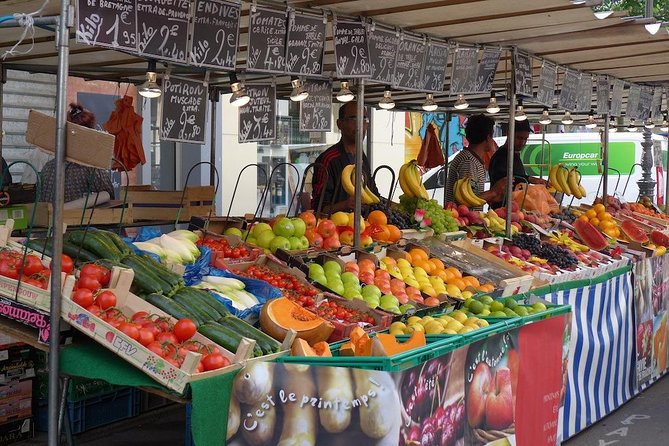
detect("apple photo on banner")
(464, 332), (519, 445)
(398, 350), (466, 446)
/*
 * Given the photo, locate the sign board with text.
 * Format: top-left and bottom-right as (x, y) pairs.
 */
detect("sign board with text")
(136, 0), (191, 63)
(160, 76), (208, 144)
(332, 18), (372, 78)
(239, 84), (277, 143)
(188, 0), (240, 70)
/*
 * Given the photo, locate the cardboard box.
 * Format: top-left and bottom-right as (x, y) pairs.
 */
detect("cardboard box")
(0, 380), (31, 402)
(0, 398), (31, 424)
(25, 110), (114, 169)
(24, 202), (133, 228)
(0, 346), (35, 385)
(122, 185), (215, 222)
(0, 207), (28, 231)
(0, 417), (33, 445)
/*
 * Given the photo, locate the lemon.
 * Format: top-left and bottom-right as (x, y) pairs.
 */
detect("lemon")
(461, 290), (474, 300)
(406, 316), (422, 325)
(407, 323), (424, 333)
(458, 326), (475, 334)
(390, 321), (407, 332)
(442, 328), (458, 335)
(446, 320), (464, 332)
(476, 319), (490, 328)
(451, 310), (468, 323)
(446, 284), (461, 297)
(424, 321), (444, 334)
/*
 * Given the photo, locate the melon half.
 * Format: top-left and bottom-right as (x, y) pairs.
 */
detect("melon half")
(260, 297), (334, 344)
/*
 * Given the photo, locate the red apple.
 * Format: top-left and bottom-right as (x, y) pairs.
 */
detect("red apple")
(317, 219), (337, 238)
(485, 367), (514, 430)
(359, 271), (375, 285)
(299, 211), (317, 229)
(339, 230), (354, 245)
(322, 235), (341, 250)
(305, 229), (323, 248)
(467, 362), (492, 428)
(344, 261), (359, 275)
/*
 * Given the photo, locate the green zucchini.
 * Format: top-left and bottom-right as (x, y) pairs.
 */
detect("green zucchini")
(95, 230), (132, 255)
(120, 255), (170, 295)
(67, 230), (122, 261)
(145, 294), (202, 325)
(172, 293), (219, 323)
(198, 323), (263, 357)
(135, 254), (184, 290)
(174, 287), (230, 318)
(218, 314), (281, 354)
(62, 241), (99, 263)
(23, 238), (52, 258)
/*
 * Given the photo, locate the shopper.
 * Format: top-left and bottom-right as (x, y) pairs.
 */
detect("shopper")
(311, 101), (382, 213)
(39, 103), (115, 209)
(445, 114), (507, 208)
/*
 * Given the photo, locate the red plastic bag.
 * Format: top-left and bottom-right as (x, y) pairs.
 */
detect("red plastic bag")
(416, 123), (445, 169)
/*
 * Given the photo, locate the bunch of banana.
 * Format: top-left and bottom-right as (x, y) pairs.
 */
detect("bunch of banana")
(549, 231), (589, 252)
(482, 210), (519, 234)
(567, 167), (587, 199)
(453, 176), (486, 207)
(548, 164), (586, 199)
(341, 164), (381, 204)
(398, 160), (429, 199)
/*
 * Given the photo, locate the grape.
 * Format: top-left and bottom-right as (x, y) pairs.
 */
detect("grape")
(512, 233), (578, 269)
(362, 203), (413, 229)
(399, 197), (458, 235)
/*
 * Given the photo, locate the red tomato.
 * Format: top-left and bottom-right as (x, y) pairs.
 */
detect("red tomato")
(137, 328), (155, 346)
(78, 276), (101, 292)
(95, 290), (117, 310)
(140, 320), (161, 338)
(151, 317), (172, 333)
(22, 255), (44, 276)
(131, 311), (149, 323)
(156, 332), (178, 345)
(118, 322), (140, 340)
(80, 264), (104, 280)
(60, 254), (74, 274)
(146, 341), (165, 357)
(22, 277), (43, 288)
(173, 319), (197, 342)
(202, 353), (229, 371)
(0, 261), (18, 279)
(97, 266), (111, 287)
(72, 289), (95, 308)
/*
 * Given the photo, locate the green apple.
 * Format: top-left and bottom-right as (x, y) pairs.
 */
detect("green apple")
(323, 260), (342, 274)
(269, 236), (290, 253)
(361, 284), (382, 299)
(491, 311), (507, 317)
(308, 264), (325, 277)
(385, 306), (401, 314)
(380, 294), (399, 309)
(478, 295), (494, 305)
(251, 222), (272, 238)
(532, 302), (548, 312)
(312, 274), (328, 287)
(224, 227), (243, 237)
(341, 272), (359, 284)
(503, 308), (519, 317)
(291, 218), (307, 237)
(288, 236), (302, 250)
(468, 300), (485, 314)
(515, 306), (529, 316)
(399, 303), (416, 314)
(331, 283), (345, 295)
(363, 295), (380, 308)
(256, 230), (276, 249)
(298, 236), (309, 250)
(273, 218), (295, 238)
(246, 237), (257, 245)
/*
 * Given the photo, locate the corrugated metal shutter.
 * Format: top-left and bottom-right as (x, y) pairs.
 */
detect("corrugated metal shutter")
(1, 69), (56, 183)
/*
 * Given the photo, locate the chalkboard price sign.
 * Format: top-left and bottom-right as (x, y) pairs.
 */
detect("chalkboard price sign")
(514, 51), (533, 97)
(160, 76), (208, 144)
(626, 84), (641, 120)
(285, 12), (326, 75)
(188, 0), (240, 70)
(450, 47), (478, 94)
(299, 80), (332, 132)
(558, 68), (579, 112)
(576, 74), (592, 112)
(422, 41), (449, 93)
(596, 75), (610, 114)
(610, 79), (625, 117)
(392, 36), (427, 91)
(76, 0), (137, 52)
(537, 61), (556, 107)
(136, 0), (191, 63)
(474, 48), (500, 93)
(651, 88), (663, 119)
(638, 87), (653, 120)
(333, 18), (372, 78)
(239, 84), (277, 143)
(247, 6), (287, 74)
(367, 26), (399, 85)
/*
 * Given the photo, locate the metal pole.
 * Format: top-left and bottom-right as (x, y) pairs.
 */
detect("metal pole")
(539, 126), (546, 180)
(209, 88), (218, 187)
(48, 4), (71, 446)
(443, 111), (451, 208)
(0, 65), (4, 164)
(505, 49), (517, 238)
(602, 114), (609, 210)
(665, 131), (669, 214)
(353, 81), (365, 248)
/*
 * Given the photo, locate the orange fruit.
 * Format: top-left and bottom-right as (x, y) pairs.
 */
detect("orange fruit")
(586, 209), (597, 219)
(603, 227), (618, 238)
(448, 278), (467, 291)
(404, 252), (413, 263)
(442, 269), (455, 282)
(371, 225), (391, 242)
(589, 217), (600, 227)
(429, 258), (445, 271)
(446, 266), (462, 279)
(437, 270), (450, 282)
(386, 225), (402, 243)
(368, 210), (388, 226)
(417, 259), (435, 274)
(409, 248), (428, 262)
(463, 276), (480, 288)
(593, 203), (606, 214)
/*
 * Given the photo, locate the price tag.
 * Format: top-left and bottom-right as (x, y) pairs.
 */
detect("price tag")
(75, 0), (137, 52)
(596, 75), (610, 115)
(558, 68), (579, 112)
(160, 76), (208, 144)
(299, 80), (332, 132)
(392, 35), (427, 91)
(626, 84), (641, 120)
(333, 18), (372, 78)
(247, 6), (287, 74)
(514, 51), (534, 97)
(239, 84), (277, 143)
(537, 61), (557, 107)
(576, 74), (592, 112)
(367, 25), (400, 85)
(610, 79), (625, 117)
(136, 0), (191, 63)
(422, 41), (449, 93)
(285, 12), (326, 75)
(450, 47), (478, 94)
(474, 47), (500, 93)
(188, 0), (240, 70)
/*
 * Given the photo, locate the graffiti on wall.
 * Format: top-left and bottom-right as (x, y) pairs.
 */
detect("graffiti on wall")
(404, 112), (467, 163)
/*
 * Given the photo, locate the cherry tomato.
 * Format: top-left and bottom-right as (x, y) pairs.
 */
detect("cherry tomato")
(137, 328), (155, 346)
(146, 341), (165, 357)
(86, 305), (104, 317)
(81, 264), (104, 281)
(0, 260), (19, 279)
(60, 254), (74, 274)
(118, 322), (140, 340)
(97, 266), (111, 287)
(95, 290), (117, 310)
(173, 319), (197, 342)
(78, 276), (101, 292)
(202, 353), (229, 371)
(156, 332), (178, 345)
(131, 311), (150, 323)
(22, 255), (44, 276)
(72, 289), (94, 308)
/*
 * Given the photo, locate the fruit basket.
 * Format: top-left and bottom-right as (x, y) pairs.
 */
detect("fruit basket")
(195, 231), (264, 267)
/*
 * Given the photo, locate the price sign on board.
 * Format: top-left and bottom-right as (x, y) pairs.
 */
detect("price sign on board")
(537, 61), (557, 107)
(610, 79), (625, 117)
(239, 84), (277, 143)
(626, 84), (641, 120)
(392, 36), (427, 91)
(514, 51), (534, 97)
(422, 41), (449, 93)
(333, 18), (372, 78)
(188, 0), (240, 70)
(247, 6), (287, 74)
(299, 80), (332, 132)
(576, 74), (592, 112)
(285, 12), (326, 75)
(596, 75), (610, 115)
(161, 76), (208, 144)
(450, 47), (478, 94)
(76, 0), (137, 52)
(367, 26), (399, 85)
(136, 0), (191, 63)
(474, 48), (500, 93)
(651, 88), (663, 119)
(558, 68), (579, 112)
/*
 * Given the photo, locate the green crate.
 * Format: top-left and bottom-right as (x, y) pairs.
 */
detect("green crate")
(278, 334), (462, 372)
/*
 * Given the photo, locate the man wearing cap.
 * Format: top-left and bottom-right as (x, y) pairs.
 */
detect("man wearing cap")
(488, 120), (547, 207)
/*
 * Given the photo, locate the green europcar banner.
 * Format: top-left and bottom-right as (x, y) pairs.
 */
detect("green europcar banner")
(522, 141), (636, 176)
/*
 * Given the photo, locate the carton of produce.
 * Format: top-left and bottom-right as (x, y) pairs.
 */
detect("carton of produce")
(61, 267), (289, 393)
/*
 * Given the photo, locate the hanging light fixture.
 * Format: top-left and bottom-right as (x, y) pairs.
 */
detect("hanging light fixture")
(486, 91), (500, 114)
(627, 118), (638, 132)
(609, 116), (618, 132)
(289, 78), (308, 102)
(229, 73), (250, 107)
(422, 93), (438, 112)
(378, 88), (395, 110)
(336, 81), (355, 102)
(585, 110), (597, 129)
(138, 60), (161, 99)
(539, 107), (552, 125)
(453, 94), (469, 110)
(644, 20), (662, 34)
(661, 114), (669, 132)
(594, 10), (614, 19)
(644, 117), (656, 129)
(514, 98), (527, 121)
(561, 111), (574, 125)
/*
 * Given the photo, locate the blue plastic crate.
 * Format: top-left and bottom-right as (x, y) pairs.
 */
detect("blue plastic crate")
(36, 387), (140, 435)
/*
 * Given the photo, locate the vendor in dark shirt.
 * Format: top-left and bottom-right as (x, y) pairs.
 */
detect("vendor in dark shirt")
(488, 119), (546, 208)
(311, 102), (381, 214)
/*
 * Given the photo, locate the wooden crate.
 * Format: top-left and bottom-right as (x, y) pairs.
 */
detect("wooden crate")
(24, 202), (133, 228)
(122, 186), (214, 222)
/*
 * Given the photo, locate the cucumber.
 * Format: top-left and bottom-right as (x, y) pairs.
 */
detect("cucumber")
(135, 254), (184, 289)
(145, 294), (202, 325)
(174, 287), (230, 318)
(198, 323), (263, 357)
(67, 230), (122, 261)
(95, 230), (132, 255)
(62, 241), (99, 263)
(172, 293), (219, 323)
(218, 314), (281, 354)
(23, 238), (52, 258)
(120, 255), (171, 295)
